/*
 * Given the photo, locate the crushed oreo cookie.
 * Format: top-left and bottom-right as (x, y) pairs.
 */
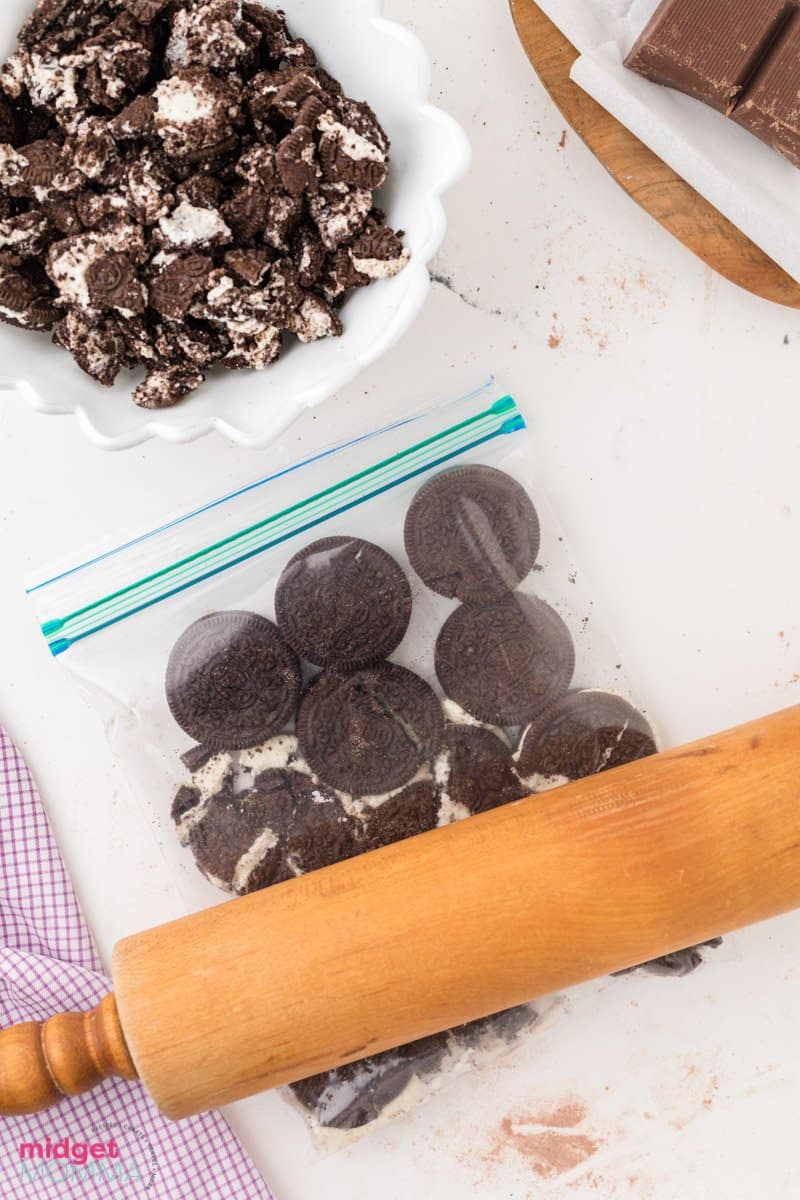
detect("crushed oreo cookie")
(517, 690), (657, 784)
(360, 782), (440, 851)
(0, 0), (409, 406)
(438, 725), (527, 816)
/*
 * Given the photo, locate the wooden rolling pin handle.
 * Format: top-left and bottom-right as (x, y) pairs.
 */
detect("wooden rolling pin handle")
(0, 993), (138, 1117)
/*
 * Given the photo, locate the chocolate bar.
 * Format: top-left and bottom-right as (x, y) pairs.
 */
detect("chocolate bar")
(733, 7), (800, 166)
(624, 0), (795, 114)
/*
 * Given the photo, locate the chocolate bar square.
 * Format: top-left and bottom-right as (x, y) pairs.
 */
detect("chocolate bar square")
(625, 0), (795, 114)
(733, 7), (800, 166)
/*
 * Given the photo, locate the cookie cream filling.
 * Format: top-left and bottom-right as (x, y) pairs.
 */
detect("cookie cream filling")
(319, 112), (386, 162)
(515, 768), (569, 793)
(64, 41), (146, 103)
(232, 825), (279, 893)
(0, 53), (24, 98)
(166, 5), (248, 69)
(353, 762), (435, 816)
(173, 750), (234, 840)
(238, 734), (304, 776)
(205, 273), (236, 304)
(432, 749), (471, 825)
(154, 75), (216, 126)
(0, 303), (33, 326)
(0, 219), (40, 248)
(18, 52), (79, 116)
(351, 251), (411, 281)
(0, 144), (26, 190)
(442, 698), (511, 745)
(226, 326), (281, 369)
(310, 189), (373, 250)
(159, 201), (231, 248)
(293, 296), (337, 341)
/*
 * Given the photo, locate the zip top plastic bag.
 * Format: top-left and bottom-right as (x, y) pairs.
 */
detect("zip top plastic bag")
(28, 380), (718, 1143)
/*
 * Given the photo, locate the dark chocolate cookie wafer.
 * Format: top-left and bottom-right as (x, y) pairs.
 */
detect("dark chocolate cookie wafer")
(435, 595), (574, 726)
(291, 1031), (451, 1130)
(615, 938), (723, 979)
(243, 769), (361, 894)
(361, 782), (440, 851)
(404, 465), (540, 605)
(184, 784), (288, 892)
(442, 725), (527, 815)
(166, 611), (301, 749)
(175, 765), (361, 894)
(516, 690), (657, 781)
(452, 1004), (536, 1048)
(298, 663), (445, 796)
(275, 536), (412, 670)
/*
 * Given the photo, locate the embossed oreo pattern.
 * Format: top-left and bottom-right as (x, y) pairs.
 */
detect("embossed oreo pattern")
(405, 466), (541, 605)
(517, 690), (657, 781)
(435, 594), (575, 726)
(275, 537), (412, 670)
(166, 611), (301, 749)
(297, 664), (445, 796)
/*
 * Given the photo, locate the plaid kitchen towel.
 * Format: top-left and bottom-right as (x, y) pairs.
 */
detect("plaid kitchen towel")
(0, 726), (276, 1199)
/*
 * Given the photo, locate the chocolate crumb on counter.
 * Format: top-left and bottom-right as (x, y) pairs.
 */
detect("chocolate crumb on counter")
(0, 0), (410, 407)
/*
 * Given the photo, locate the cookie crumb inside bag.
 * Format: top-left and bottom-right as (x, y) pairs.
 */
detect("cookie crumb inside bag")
(28, 379), (719, 1144)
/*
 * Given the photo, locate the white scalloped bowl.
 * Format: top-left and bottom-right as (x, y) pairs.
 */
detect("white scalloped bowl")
(0, 0), (469, 449)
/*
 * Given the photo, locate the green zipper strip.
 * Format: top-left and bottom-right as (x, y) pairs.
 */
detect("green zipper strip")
(43, 395), (524, 655)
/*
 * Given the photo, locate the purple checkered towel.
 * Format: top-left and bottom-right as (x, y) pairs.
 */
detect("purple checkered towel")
(0, 726), (276, 1199)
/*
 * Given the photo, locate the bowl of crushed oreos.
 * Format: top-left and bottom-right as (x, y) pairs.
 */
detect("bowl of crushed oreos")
(0, 0), (469, 448)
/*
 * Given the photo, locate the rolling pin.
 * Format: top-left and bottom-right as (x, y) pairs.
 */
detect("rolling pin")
(3, 704), (800, 1121)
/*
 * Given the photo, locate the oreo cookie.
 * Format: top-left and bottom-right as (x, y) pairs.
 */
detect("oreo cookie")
(275, 536), (412, 670)
(435, 594), (575, 726)
(451, 1004), (536, 1048)
(360, 782), (440, 852)
(291, 1030), (450, 1130)
(404, 466), (540, 605)
(166, 611), (301, 749)
(615, 938), (723, 979)
(297, 664), (444, 796)
(175, 762), (361, 895)
(183, 781), (287, 892)
(242, 770), (362, 893)
(441, 725), (527, 815)
(516, 690), (657, 782)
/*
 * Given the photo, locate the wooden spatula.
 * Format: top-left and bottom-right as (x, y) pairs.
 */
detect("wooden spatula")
(2, 705), (800, 1120)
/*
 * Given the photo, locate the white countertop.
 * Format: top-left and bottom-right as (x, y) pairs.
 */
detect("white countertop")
(2, 2), (800, 1197)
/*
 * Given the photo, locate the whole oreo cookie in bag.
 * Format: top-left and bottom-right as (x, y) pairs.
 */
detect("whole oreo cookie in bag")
(517, 690), (657, 782)
(404, 465), (540, 605)
(435, 594), (575, 727)
(298, 663), (444, 796)
(275, 536), (412, 670)
(166, 611), (301, 750)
